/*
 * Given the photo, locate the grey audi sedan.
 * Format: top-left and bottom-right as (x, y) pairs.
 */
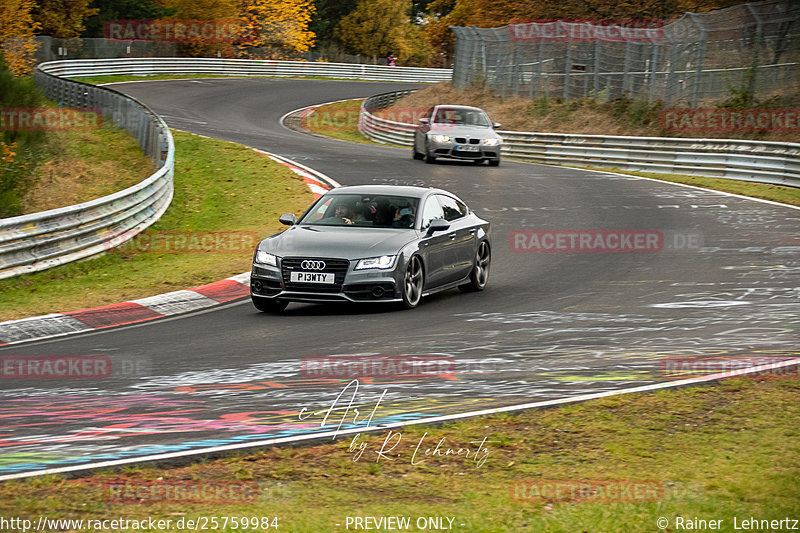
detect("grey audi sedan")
(250, 185), (491, 312)
(412, 105), (503, 166)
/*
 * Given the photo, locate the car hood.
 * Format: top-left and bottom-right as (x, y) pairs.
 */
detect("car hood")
(429, 125), (501, 139)
(261, 225), (418, 260)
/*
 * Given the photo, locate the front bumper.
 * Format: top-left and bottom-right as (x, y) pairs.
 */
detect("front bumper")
(251, 258), (402, 304)
(429, 141), (501, 161)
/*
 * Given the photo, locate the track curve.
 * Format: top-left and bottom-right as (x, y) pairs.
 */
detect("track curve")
(1, 78), (798, 478)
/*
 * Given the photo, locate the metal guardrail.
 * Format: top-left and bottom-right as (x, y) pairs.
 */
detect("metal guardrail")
(37, 57), (453, 83)
(359, 91), (800, 188)
(0, 64), (175, 280)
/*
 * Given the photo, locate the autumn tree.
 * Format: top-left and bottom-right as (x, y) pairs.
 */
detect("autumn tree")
(0, 0), (40, 76)
(82, 0), (175, 38)
(160, 0), (239, 20)
(311, 0), (358, 45)
(335, 0), (429, 64)
(239, 0), (316, 57)
(33, 0), (99, 39)
(157, 0), (241, 57)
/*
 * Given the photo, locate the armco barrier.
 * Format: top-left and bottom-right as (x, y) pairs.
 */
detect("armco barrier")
(359, 91), (800, 188)
(33, 57), (452, 83)
(0, 64), (174, 280)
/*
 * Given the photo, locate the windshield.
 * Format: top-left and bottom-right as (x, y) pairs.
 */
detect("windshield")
(299, 194), (420, 228)
(432, 108), (491, 127)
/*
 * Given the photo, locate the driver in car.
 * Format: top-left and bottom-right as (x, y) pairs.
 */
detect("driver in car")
(393, 205), (416, 228)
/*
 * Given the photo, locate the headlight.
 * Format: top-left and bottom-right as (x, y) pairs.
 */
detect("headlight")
(254, 250), (278, 267)
(355, 255), (397, 270)
(483, 138), (501, 146)
(431, 134), (451, 143)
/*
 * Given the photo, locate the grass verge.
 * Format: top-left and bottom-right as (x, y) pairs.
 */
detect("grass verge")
(572, 167), (800, 207)
(1, 374), (798, 532)
(302, 100), (800, 207)
(0, 130), (314, 322)
(22, 122), (154, 214)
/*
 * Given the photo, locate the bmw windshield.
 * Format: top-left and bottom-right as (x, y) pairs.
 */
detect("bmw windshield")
(299, 194), (420, 228)
(432, 108), (492, 127)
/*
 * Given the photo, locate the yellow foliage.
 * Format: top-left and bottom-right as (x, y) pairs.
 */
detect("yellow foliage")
(239, 0), (316, 54)
(0, 0), (40, 76)
(2, 142), (17, 164)
(35, 0), (99, 39)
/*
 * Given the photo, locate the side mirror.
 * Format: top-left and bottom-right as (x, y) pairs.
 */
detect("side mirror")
(279, 213), (297, 226)
(493, 122), (501, 129)
(419, 118), (429, 125)
(427, 218), (450, 234)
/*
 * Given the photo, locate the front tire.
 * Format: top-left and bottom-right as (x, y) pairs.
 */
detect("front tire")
(412, 142), (424, 160)
(424, 141), (437, 164)
(488, 158), (500, 167)
(252, 296), (288, 313)
(401, 256), (424, 309)
(460, 240), (491, 292)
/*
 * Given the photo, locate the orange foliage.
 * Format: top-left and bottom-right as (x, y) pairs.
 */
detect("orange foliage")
(239, 0), (316, 54)
(0, 0), (40, 76)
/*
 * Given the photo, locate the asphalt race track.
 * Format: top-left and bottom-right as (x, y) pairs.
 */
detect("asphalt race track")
(1, 78), (798, 477)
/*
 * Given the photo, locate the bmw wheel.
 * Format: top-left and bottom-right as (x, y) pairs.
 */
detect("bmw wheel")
(424, 141), (437, 164)
(412, 141), (424, 160)
(252, 296), (288, 313)
(460, 241), (491, 292)
(401, 256), (424, 308)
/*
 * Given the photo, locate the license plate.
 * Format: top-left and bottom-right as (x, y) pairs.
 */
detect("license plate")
(291, 271), (335, 284)
(455, 145), (479, 152)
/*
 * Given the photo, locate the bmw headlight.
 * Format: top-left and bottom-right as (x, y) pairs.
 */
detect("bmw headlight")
(431, 134), (451, 143)
(254, 250), (278, 267)
(483, 138), (501, 146)
(355, 255), (397, 270)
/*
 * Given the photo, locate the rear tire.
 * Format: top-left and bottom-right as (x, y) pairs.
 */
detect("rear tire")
(459, 240), (491, 292)
(252, 296), (288, 313)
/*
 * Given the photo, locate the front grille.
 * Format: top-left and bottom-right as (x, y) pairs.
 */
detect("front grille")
(450, 149), (482, 158)
(455, 137), (481, 144)
(281, 257), (349, 292)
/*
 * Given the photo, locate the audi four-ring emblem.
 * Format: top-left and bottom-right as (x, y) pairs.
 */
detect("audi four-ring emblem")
(301, 260), (326, 270)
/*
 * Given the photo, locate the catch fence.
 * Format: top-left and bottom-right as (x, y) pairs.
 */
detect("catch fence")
(451, 0), (800, 106)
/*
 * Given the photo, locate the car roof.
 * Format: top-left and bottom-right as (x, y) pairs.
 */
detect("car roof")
(325, 184), (453, 199)
(432, 105), (487, 113)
